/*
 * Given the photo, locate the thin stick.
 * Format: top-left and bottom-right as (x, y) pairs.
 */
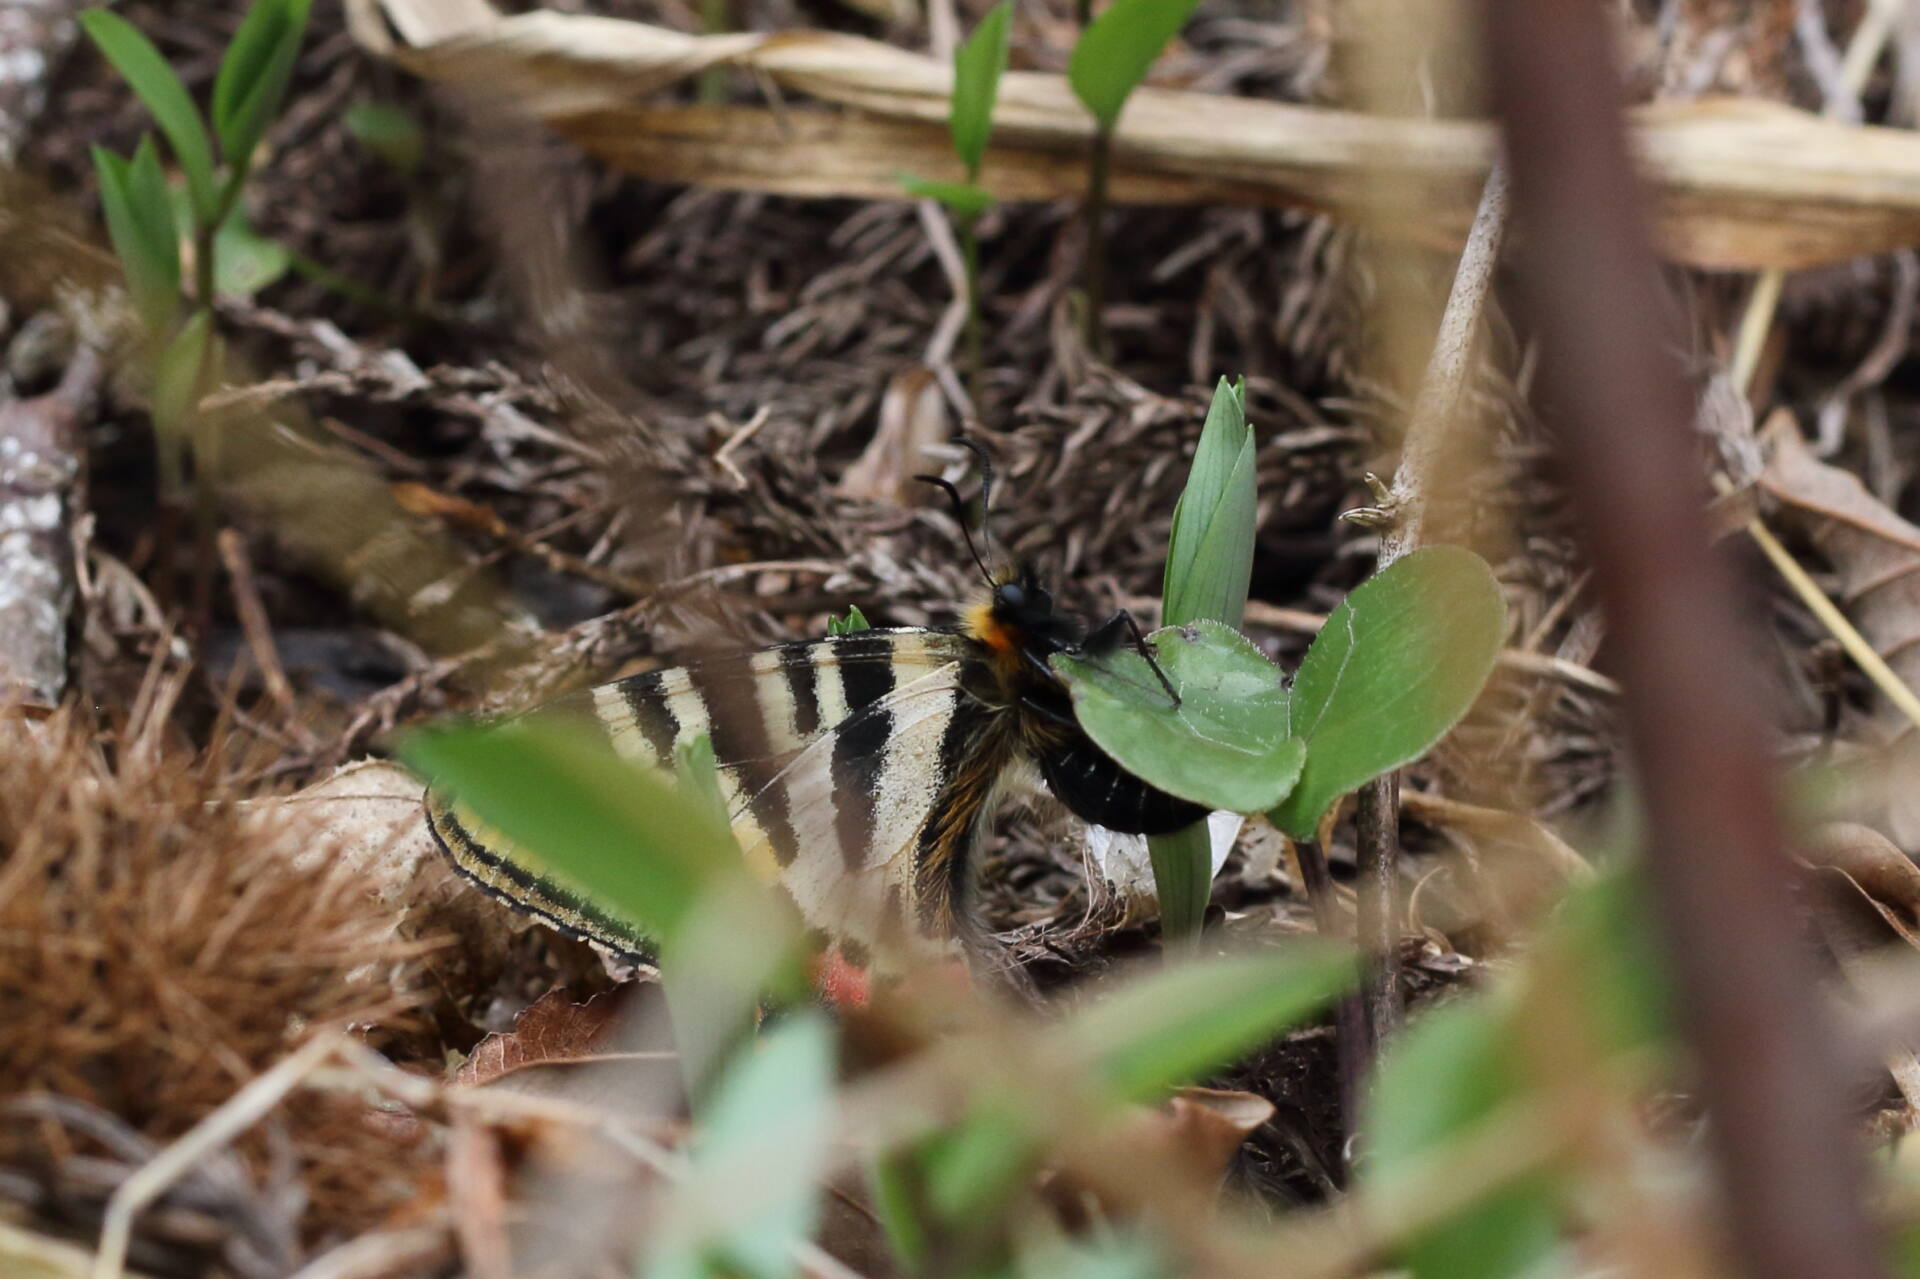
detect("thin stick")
(217, 528), (300, 724)
(92, 1032), (344, 1279)
(1349, 161), (1511, 1089)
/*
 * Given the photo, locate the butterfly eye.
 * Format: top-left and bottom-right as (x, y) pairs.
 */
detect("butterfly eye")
(996, 582), (1026, 611)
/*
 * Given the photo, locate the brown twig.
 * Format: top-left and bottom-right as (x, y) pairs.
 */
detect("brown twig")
(216, 528), (301, 727)
(1482, 4), (1888, 1278)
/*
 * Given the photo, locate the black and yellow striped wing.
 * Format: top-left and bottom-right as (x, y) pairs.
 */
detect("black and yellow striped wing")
(425, 629), (1009, 969)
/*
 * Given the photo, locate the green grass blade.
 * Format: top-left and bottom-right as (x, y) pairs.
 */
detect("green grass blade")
(80, 9), (217, 221)
(212, 0), (310, 192)
(92, 140), (179, 333)
(950, 0), (1011, 178)
(1064, 943), (1356, 1101)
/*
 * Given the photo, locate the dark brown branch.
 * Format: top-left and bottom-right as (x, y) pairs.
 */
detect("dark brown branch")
(1480, 4), (1887, 1278)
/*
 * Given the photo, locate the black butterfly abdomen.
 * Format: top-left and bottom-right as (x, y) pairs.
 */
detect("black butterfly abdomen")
(1037, 733), (1208, 835)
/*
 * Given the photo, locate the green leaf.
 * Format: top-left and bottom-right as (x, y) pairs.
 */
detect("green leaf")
(1021, 1237), (1168, 1279)
(343, 100), (424, 176)
(898, 174), (997, 220)
(80, 9), (218, 222)
(651, 1014), (836, 1279)
(168, 185), (292, 298)
(867, 1152), (929, 1272)
(1269, 546), (1506, 838)
(1542, 868), (1676, 1059)
(149, 308), (213, 499)
(1066, 0), (1203, 131)
(1367, 998), (1562, 1279)
(214, 213), (292, 296)
(212, 0), (310, 189)
(949, 0), (1011, 177)
(674, 733), (731, 831)
(1064, 942), (1355, 1100)
(400, 715), (739, 949)
(827, 604), (872, 635)
(1163, 377), (1254, 629)
(92, 140), (179, 332)
(925, 1099), (1034, 1221)
(1053, 619), (1301, 813)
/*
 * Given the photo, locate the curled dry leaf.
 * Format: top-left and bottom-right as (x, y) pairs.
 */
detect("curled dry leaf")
(836, 366), (950, 505)
(1799, 822), (1920, 954)
(455, 988), (625, 1088)
(361, 1), (1920, 270)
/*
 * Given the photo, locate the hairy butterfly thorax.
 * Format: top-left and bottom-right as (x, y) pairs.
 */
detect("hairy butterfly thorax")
(424, 449), (1205, 982)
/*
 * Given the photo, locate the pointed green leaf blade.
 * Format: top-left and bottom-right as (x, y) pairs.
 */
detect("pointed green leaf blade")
(1053, 619), (1300, 814)
(400, 715), (738, 947)
(212, 0), (310, 184)
(652, 1014), (836, 1279)
(80, 9), (217, 220)
(898, 173), (996, 220)
(1162, 378), (1252, 625)
(949, 0), (1011, 177)
(92, 141), (179, 332)
(1269, 545), (1506, 838)
(1064, 943), (1356, 1100)
(1067, 0), (1203, 131)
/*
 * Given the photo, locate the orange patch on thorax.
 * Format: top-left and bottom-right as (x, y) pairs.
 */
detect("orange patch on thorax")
(964, 600), (1024, 678)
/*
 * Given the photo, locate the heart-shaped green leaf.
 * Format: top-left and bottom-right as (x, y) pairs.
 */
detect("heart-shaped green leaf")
(1269, 545), (1506, 838)
(1052, 619), (1301, 814)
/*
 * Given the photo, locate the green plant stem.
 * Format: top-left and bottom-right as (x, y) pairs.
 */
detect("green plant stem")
(1082, 126), (1112, 354)
(698, 0), (730, 104)
(1148, 822), (1210, 944)
(960, 214), (985, 417)
(192, 221), (217, 310)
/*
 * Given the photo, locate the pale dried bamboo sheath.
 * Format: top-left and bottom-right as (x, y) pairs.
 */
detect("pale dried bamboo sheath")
(361, 1), (1920, 271)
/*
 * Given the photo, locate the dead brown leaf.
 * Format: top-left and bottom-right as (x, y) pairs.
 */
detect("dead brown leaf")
(455, 988), (627, 1087)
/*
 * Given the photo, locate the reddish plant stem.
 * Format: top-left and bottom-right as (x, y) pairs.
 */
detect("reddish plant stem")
(1480, 4), (1886, 1278)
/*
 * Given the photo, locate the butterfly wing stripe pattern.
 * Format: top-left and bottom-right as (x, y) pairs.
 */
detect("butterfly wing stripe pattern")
(741, 659), (970, 964)
(426, 628), (977, 963)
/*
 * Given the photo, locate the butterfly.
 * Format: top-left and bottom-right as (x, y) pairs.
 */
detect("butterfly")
(426, 451), (1206, 975)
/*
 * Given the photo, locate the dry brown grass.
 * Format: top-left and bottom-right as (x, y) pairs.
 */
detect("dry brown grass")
(0, 700), (439, 1253)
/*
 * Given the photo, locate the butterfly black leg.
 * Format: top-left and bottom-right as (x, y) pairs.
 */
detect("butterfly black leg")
(1084, 609), (1181, 705)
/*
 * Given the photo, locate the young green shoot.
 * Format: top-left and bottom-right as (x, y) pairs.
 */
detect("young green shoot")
(899, 0), (1011, 415)
(1150, 377), (1257, 938)
(1066, 0), (1203, 352)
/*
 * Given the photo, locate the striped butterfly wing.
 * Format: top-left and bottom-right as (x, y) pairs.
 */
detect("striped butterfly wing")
(426, 629), (985, 964)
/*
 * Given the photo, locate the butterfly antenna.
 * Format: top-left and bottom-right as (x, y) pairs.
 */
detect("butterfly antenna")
(913, 473), (995, 586)
(952, 438), (999, 570)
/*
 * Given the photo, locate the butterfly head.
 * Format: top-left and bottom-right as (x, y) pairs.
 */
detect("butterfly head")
(965, 565), (1084, 679)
